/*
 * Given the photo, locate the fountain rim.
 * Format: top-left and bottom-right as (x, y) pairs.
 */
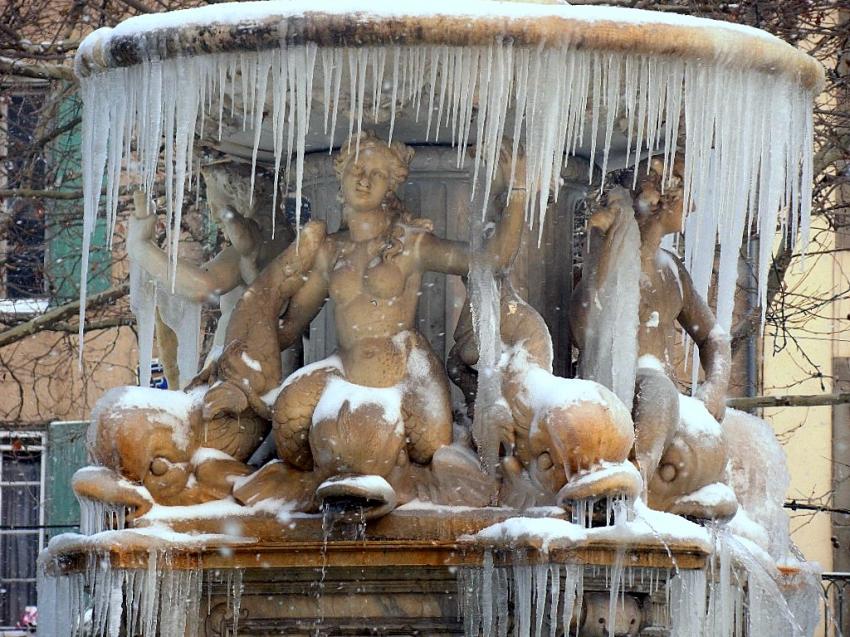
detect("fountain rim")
(75, 1), (824, 92)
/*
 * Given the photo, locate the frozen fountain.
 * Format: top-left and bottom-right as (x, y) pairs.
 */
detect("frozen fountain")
(39, 1), (825, 635)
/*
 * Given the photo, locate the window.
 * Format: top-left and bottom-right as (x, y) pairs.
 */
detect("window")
(0, 432), (45, 631)
(1, 87), (47, 310)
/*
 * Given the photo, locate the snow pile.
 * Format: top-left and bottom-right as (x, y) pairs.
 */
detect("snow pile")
(90, 385), (203, 454)
(466, 497), (712, 554)
(472, 517), (587, 554)
(90, 1), (786, 41)
(313, 376), (403, 432)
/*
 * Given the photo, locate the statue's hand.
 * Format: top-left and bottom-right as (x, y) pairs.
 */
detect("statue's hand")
(589, 187), (634, 235)
(696, 382), (727, 423)
(589, 207), (616, 233)
(494, 141), (527, 199)
(592, 190), (636, 263)
(128, 191), (157, 252)
(607, 185), (633, 209)
(219, 207), (261, 257)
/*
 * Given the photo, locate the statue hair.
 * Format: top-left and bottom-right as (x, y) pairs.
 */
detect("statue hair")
(334, 131), (433, 261)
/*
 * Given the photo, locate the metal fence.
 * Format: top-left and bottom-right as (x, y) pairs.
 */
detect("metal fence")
(824, 572), (850, 636)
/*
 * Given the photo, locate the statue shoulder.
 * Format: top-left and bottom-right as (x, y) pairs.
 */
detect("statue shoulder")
(659, 248), (698, 299)
(397, 215), (436, 253)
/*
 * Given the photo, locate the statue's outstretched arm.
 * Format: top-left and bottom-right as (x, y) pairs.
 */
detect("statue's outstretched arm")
(675, 257), (731, 421)
(418, 144), (527, 276)
(128, 191), (243, 301)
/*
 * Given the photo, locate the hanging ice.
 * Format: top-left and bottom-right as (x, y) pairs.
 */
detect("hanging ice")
(76, 35), (818, 369)
(577, 189), (641, 407)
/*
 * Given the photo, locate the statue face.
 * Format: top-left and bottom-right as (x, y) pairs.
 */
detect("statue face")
(340, 147), (394, 212)
(636, 174), (684, 235)
(659, 186), (684, 234)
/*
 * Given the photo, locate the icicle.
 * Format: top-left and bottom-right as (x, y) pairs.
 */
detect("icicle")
(469, 173), (502, 475)
(388, 46), (400, 145)
(78, 73), (111, 367)
(563, 564), (582, 637)
(608, 551), (625, 637)
(481, 550), (494, 636)
(433, 46), (450, 142)
(496, 566), (510, 637)
(293, 44), (317, 236)
(248, 52), (272, 203)
(321, 48), (333, 134)
(577, 193), (641, 407)
(354, 47), (368, 154)
(669, 569), (706, 637)
(533, 563), (548, 637)
(270, 48), (287, 238)
(169, 59), (202, 290)
(129, 257), (157, 388)
(548, 564), (560, 637)
(230, 568), (244, 637)
(425, 46), (440, 140)
(513, 551), (533, 637)
(156, 289), (201, 387)
(329, 47), (344, 150)
(76, 40), (818, 373)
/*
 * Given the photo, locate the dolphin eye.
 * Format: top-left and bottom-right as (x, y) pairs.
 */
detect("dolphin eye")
(150, 457), (171, 476)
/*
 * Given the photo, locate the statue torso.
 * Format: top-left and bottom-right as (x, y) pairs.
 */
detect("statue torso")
(326, 225), (426, 386)
(637, 249), (685, 374)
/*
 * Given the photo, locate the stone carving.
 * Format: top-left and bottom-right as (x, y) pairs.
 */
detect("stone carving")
(127, 162), (295, 387)
(76, 138), (738, 524)
(449, 279), (640, 509)
(74, 222), (322, 515)
(77, 132), (531, 517)
(571, 158), (736, 519)
(226, 132), (528, 514)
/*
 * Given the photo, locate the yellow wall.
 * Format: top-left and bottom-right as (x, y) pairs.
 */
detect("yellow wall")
(761, 219), (836, 570)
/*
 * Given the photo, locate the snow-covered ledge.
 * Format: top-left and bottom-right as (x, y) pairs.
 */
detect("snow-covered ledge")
(75, 0), (823, 91)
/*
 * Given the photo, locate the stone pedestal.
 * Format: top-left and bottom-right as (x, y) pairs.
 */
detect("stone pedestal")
(42, 508), (708, 636)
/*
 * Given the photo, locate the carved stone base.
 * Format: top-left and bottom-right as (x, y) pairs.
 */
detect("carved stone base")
(40, 508), (710, 636)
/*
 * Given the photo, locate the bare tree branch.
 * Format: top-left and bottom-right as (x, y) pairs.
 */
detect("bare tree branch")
(728, 392), (850, 409)
(0, 283), (129, 349)
(0, 55), (75, 82)
(730, 235), (795, 353)
(116, 0), (155, 13)
(51, 317), (135, 332)
(0, 188), (83, 200)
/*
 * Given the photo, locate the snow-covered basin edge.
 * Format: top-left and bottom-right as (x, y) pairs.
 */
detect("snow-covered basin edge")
(464, 499), (714, 554)
(82, 0), (782, 52)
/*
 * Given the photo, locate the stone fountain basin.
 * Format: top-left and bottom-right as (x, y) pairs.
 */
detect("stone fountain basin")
(77, 0), (821, 87)
(43, 505), (711, 575)
(75, 0), (823, 170)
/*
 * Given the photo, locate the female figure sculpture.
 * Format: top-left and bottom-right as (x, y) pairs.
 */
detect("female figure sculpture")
(570, 159), (736, 518)
(277, 135), (523, 465)
(127, 162), (295, 387)
(218, 131), (528, 510)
